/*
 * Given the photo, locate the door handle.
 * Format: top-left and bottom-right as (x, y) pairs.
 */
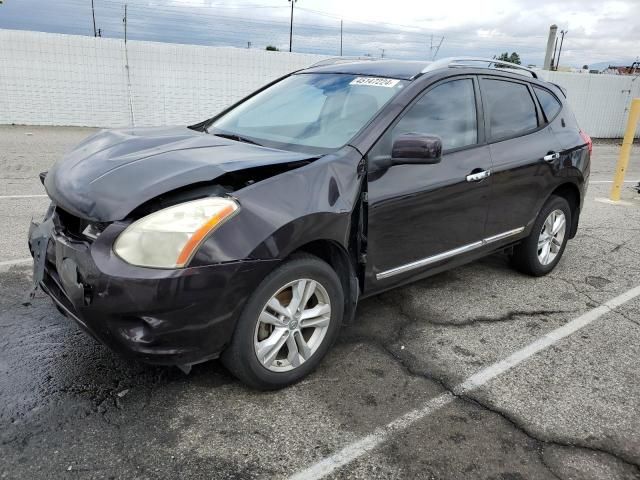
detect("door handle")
(466, 169), (491, 182)
(544, 152), (561, 162)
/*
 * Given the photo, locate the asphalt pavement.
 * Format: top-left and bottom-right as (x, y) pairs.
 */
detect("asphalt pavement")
(1, 125), (640, 480)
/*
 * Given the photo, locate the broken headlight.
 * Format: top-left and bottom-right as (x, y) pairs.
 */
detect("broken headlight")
(113, 197), (239, 268)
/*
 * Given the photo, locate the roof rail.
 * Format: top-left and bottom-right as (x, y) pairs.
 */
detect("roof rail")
(421, 57), (538, 79)
(308, 56), (379, 68)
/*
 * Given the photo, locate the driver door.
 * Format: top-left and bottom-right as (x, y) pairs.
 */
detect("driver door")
(366, 77), (492, 290)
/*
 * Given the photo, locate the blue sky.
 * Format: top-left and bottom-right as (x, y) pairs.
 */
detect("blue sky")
(0, 0), (638, 67)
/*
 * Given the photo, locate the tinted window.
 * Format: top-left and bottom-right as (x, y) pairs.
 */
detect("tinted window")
(482, 79), (538, 140)
(390, 79), (478, 151)
(534, 86), (562, 121)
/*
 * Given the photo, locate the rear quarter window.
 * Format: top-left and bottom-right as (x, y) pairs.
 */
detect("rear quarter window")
(481, 78), (538, 141)
(533, 86), (562, 122)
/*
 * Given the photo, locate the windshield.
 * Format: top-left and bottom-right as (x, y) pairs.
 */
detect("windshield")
(210, 73), (407, 154)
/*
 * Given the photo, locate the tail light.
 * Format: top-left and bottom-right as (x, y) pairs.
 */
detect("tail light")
(579, 130), (592, 155)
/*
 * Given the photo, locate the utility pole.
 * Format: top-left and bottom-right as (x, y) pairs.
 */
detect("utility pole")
(381, 48), (385, 59)
(432, 36), (444, 60)
(123, 4), (127, 43)
(247, 41), (251, 49)
(543, 24), (557, 70)
(556, 30), (568, 70)
(123, 3), (135, 127)
(340, 19), (343, 56)
(91, 0), (97, 37)
(288, 0), (297, 52)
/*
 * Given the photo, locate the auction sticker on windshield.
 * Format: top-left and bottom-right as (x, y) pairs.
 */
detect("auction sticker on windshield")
(350, 77), (401, 87)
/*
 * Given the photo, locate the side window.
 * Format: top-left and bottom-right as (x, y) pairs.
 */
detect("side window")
(482, 79), (538, 141)
(388, 79), (478, 151)
(533, 86), (562, 122)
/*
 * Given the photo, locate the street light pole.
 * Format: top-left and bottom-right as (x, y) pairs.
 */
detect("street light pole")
(288, 0), (297, 52)
(556, 30), (568, 70)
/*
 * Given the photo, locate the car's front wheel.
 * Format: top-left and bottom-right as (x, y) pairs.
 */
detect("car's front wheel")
(511, 195), (572, 276)
(221, 254), (343, 390)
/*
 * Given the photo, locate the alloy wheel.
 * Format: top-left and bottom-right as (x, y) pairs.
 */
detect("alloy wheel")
(537, 209), (566, 266)
(253, 278), (331, 372)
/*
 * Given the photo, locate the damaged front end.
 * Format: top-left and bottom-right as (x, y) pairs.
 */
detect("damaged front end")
(29, 125), (366, 367)
(28, 203), (280, 366)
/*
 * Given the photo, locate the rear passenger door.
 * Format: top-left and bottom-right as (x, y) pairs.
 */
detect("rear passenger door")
(480, 76), (563, 238)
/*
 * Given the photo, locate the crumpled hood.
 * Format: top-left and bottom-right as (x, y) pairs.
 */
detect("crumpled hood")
(44, 126), (316, 221)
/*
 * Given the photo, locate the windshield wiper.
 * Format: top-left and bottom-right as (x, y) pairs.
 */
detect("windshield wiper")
(212, 132), (262, 146)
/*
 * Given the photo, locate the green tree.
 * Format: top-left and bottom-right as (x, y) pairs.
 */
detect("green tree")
(265, 45), (279, 51)
(496, 52), (521, 65)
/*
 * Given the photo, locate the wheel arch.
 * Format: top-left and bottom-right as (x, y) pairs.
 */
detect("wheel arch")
(291, 239), (360, 324)
(549, 182), (581, 239)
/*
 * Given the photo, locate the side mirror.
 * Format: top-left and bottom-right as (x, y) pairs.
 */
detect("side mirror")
(391, 133), (442, 165)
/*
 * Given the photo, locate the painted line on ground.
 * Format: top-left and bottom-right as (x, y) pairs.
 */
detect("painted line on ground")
(0, 194), (48, 199)
(589, 180), (639, 184)
(594, 197), (635, 206)
(289, 284), (640, 480)
(0, 257), (32, 272)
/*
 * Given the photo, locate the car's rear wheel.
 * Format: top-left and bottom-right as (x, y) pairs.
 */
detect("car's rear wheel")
(221, 254), (343, 390)
(511, 195), (572, 276)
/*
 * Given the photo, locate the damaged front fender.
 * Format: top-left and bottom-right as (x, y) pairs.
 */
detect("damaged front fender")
(190, 145), (365, 266)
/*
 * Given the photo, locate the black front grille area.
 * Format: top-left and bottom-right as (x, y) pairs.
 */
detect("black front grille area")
(54, 207), (108, 242)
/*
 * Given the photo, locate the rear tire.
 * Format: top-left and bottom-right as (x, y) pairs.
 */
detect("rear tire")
(221, 254), (343, 390)
(511, 195), (571, 277)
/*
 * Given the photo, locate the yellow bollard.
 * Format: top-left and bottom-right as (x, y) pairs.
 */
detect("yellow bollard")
(610, 98), (640, 201)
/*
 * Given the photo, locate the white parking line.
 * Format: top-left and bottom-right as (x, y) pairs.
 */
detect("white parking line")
(0, 194), (48, 199)
(590, 180), (639, 184)
(0, 257), (32, 272)
(289, 284), (640, 480)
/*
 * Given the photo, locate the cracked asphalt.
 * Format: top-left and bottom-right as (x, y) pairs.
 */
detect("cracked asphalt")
(1, 125), (640, 479)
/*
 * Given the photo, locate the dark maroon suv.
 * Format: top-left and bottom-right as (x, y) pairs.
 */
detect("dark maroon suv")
(29, 57), (591, 389)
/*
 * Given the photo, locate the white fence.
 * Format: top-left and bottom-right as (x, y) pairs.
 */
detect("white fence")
(0, 29), (326, 128)
(538, 70), (640, 138)
(1, 29), (639, 137)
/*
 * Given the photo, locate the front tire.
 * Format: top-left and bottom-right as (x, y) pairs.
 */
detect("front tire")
(221, 254), (343, 390)
(511, 195), (571, 276)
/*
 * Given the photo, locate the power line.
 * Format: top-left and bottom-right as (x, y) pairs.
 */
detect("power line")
(15, 0), (562, 61)
(76, 0), (546, 44)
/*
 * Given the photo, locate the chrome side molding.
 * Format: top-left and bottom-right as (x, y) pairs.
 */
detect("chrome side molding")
(376, 227), (525, 280)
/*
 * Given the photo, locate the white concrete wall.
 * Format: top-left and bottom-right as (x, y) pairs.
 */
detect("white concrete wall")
(1, 29), (639, 137)
(0, 29), (327, 128)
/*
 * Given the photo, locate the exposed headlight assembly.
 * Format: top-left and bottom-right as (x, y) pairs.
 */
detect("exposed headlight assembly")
(114, 197), (239, 268)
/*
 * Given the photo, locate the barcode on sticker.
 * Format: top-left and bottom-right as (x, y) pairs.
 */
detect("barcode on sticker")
(350, 77), (400, 88)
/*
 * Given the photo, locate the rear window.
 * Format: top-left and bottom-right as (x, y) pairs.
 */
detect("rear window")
(534, 86), (562, 122)
(482, 79), (538, 141)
